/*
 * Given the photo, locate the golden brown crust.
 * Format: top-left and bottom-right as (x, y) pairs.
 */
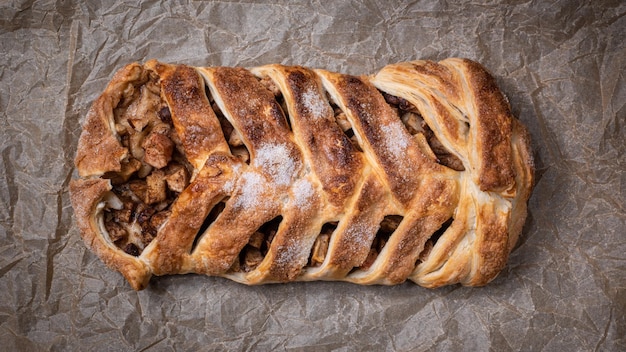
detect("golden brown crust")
(146, 61), (230, 170)
(456, 58), (515, 193)
(74, 64), (148, 177)
(507, 118), (535, 252)
(317, 70), (441, 207)
(143, 153), (238, 276)
(319, 173), (388, 278)
(71, 58), (534, 290)
(70, 179), (151, 290)
(255, 65), (362, 208)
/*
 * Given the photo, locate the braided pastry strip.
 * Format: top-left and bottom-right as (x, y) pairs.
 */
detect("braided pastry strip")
(70, 58), (534, 290)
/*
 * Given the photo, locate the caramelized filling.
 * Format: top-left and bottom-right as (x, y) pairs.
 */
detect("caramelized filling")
(326, 95), (363, 152)
(211, 98), (251, 164)
(257, 75), (291, 131)
(102, 71), (191, 256)
(381, 92), (465, 171)
(416, 218), (453, 264)
(230, 216), (283, 273)
(308, 222), (338, 267)
(358, 215), (403, 271)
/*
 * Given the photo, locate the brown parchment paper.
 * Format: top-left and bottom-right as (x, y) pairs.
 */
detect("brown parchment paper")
(1, 0), (624, 350)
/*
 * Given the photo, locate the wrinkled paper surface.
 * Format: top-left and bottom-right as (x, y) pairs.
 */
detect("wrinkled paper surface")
(1, 0), (625, 350)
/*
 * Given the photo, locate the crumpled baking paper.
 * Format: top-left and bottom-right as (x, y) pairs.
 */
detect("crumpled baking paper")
(1, 0), (624, 350)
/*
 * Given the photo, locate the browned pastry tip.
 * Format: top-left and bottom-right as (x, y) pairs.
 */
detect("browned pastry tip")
(71, 58), (534, 290)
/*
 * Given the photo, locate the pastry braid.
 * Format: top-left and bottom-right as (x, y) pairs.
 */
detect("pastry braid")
(70, 59), (534, 290)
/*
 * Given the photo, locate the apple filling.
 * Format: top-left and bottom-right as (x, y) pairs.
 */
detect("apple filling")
(102, 72), (191, 256)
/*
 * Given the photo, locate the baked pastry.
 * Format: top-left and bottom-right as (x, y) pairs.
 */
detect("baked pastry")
(70, 58), (534, 290)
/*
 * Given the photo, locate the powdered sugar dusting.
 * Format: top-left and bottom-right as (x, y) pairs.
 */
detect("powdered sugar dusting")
(222, 178), (235, 194)
(273, 238), (307, 270)
(253, 143), (297, 186)
(380, 123), (409, 159)
(342, 220), (374, 252)
(291, 178), (315, 209)
(232, 171), (266, 209)
(301, 87), (328, 118)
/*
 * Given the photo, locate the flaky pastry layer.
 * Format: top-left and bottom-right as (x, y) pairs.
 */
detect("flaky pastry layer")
(71, 58), (534, 290)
